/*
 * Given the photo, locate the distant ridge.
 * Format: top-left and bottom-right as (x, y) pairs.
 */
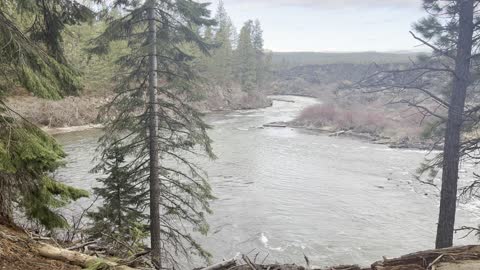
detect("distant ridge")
(271, 51), (425, 66)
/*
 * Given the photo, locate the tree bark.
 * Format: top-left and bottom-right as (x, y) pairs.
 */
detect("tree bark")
(147, 1), (162, 269)
(436, 0), (474, 249)
(0, 180), (13, 226)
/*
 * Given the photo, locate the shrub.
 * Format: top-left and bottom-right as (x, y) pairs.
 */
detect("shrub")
(294, 103), (392, 135)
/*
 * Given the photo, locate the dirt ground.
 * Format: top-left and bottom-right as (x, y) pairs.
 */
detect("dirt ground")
(0, 224), (80, 270)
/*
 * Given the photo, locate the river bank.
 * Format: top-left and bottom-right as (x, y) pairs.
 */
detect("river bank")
(261, 121), (441, 151)
(24, 93), (437, 152)
(7, 90), (272, 134)
(301, 126), (441, 151)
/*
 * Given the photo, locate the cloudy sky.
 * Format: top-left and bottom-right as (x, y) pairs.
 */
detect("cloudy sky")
(207, 0), (426, 52)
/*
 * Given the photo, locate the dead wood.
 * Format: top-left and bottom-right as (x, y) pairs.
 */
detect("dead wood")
(36, 242), (136, 269)
(201, 257), (237, 270)
(371, 245), (480, 270)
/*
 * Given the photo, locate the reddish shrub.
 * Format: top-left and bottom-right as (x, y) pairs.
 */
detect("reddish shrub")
(297, 104), (336, 123)
(295, 103), (389, 134)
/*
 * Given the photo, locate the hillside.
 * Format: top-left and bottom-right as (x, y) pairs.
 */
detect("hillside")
(270, 63), (405, 97)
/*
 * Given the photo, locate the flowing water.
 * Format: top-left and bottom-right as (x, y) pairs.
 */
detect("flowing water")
(54, 95), (480, 268)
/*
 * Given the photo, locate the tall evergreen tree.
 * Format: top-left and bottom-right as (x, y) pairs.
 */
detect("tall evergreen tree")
(90, 0), (216, 268)
(409, 0), (476, 248)
(356, 0), (478, 249)
(251, 19), (264, 53)
(236, 20), (257, 92)
(211, 0), (234, 86)
(252, 19), (266, 88)
(428, 0), (474, 249)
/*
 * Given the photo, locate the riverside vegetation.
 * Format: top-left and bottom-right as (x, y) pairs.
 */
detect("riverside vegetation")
(270, 62), (442, 149)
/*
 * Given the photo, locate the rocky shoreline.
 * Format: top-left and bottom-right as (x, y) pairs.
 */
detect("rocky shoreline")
(263, 121), (442, 151)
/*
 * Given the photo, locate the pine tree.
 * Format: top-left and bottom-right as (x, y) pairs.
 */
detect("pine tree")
(90, 0), (216, 268)
(252, 19), (266, 88)
(0, 1), (85, 99)
(0, 0), (90, 228)
(409, 0), (476, 248)
(251, 20), (264, 53)
(427, 0), (474, 249)
(236, 20), (257, 92)
(211, 0), (235, 86)
(88, 146), (147, 256)
(356, 0), (478, 249)
(14, 0), (94, 64)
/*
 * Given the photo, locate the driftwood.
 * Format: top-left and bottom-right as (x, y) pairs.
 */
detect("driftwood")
(201, 258), (237, 270)
(37, 242), (136, 269)
(201, 246), (480, 270)
(371, 245), (480, 270)
(263, 122), (288, 128)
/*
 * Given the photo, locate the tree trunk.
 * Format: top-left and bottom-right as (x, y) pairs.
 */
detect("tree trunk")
(0, 206), (11, 226)
(0, 180), (13, 226)
(436, 0), (474, 249)
(147, 1), (162, 269)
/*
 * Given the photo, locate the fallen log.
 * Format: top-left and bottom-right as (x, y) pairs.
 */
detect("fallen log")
(201, 257), (237, 270)
(263, 122), (288, 128)
(37, 242), (135, 270)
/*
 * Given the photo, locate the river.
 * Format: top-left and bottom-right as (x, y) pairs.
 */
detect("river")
(54, 95), (480, 268)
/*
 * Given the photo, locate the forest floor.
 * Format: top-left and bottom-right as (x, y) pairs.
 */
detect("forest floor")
(0, 223), (80, 270)
(2, 222), (480, 270)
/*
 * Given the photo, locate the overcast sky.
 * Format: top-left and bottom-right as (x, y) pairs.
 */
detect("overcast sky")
(206, 0), (426, 52)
